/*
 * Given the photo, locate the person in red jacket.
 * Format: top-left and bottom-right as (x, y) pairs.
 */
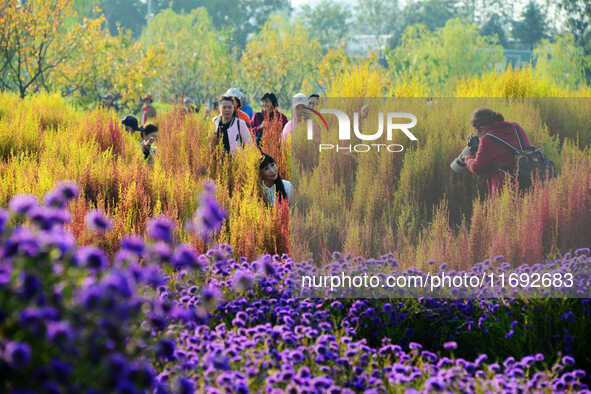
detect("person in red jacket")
(464, 108), (531, 197)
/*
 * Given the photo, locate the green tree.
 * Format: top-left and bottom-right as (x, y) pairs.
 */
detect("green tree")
(238, 15), (322, 107)
(559, 0), (591, 84)
(354, 0), (400, 49)
(534, 33), (587, 89)
(298, 0), (351, 50)
(141, 8), (235, 104)
(96, 0), (147, 38)
(511, 1), (547, 50)
(387, 18), (504, 91)
(167, 0), (291, 49)
(480, 13), (508, 48)
(388, 0), (457, 48)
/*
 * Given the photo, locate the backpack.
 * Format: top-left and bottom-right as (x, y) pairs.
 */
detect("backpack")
(485, 125), (557, 190)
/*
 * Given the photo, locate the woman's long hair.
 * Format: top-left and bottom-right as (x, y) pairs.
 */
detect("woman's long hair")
(470, 108), (504, 129)
(259, 153), (288, 203)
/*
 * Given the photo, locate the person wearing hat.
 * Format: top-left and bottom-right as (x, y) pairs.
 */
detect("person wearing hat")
(224, 88), (252, 131)
(141, 93), (157, 125)
(121, 115), (143, 134)
(182, 97), (196, 114)
(251, 92), (288, 149)
(259, 153), (293, 207)
(282, 93), (310, 142)
(101, 93), (120, 112)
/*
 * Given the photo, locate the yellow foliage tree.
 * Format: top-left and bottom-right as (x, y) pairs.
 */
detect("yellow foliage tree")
(239, 14), (323, 107)
(51, 11), (166, 111)
(0, 0), (86, 97)
(140, 8), (235, 104)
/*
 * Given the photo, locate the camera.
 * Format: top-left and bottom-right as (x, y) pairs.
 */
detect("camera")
(450, 134), (480, 173)
(467, 135), (480, 156)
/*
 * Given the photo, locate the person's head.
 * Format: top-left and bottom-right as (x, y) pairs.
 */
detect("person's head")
(259, 153), (278, 184)
(142, 124), (158, 142)
(121, 115), (142, 133)
(104, 93), (114, 105)
(143, 93), (153, 105)
(292, 93), (309, 119)
(219, 95), (235, 120)
(259, 153), (288, 202)
(225, 88), (242, 109)
(308, 94), (319, 109)
(470, 108), (504, 135)
(260, 93), (278, 113)
(184, 97), (192, 106)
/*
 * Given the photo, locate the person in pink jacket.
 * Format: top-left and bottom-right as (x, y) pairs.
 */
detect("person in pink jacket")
(212, 95), (253, 156)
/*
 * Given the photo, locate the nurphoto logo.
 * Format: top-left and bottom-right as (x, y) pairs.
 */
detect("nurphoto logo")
(306, 109), (418, 153)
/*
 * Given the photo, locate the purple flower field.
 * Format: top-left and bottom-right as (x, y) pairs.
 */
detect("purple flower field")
(1, 183), (591, 393)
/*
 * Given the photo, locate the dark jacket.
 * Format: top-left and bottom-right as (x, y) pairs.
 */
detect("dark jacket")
(465, 121), (531, 196)
(251, 109), (288, 146)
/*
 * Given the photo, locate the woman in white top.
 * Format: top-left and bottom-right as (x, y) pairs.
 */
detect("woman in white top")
(259, 154), (293, 207)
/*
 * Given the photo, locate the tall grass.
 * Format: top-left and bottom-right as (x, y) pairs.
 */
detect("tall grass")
(1, 66), (591, 267)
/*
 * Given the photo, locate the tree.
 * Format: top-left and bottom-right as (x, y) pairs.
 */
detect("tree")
(238, 15), (322, 107)
(0, 0), (88, 98)
(167, 0), (291, 49)
(534, 33), (587, 89)
(480, 13), (508, 48)
(140, 8), (235, 104)
(559, 0), (591, 45)
(511, 1), (547, 50)
(96, 0), (147, 38)
(354, 0), (400, 48)
(388, 0), (457, 48)
(559, 0), (591, 83)
(298, 0), (351, 50)
(50, 14), (166, 111)
(387, 19), (505, 91)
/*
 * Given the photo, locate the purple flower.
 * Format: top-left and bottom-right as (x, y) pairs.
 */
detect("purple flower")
(146, 216), (176, 243)
(562, 356), (575, 366)
(191, 183), (227, 241)
(50, 359), (72, 383)
(0, 209), (9, 234)
(232, 269), (254, 292)
(29, 207), (71, 230)
(205, 353), (230, 371)
(43, 189), (66, 208)
(156, 339), (176, 360)
(151, 242), (172, 263)
(172, 244), (200, 270)
(21, 272), (41, 299)
(425, 377), (445, 391)
(505, 329), (515, 338)
(3, 341), (31, 368)
(443, 341), (457, 350)
(55, 181), (80, 201)
(47, 321), (74, 345)
(75, 246), (109, 272)
(200, 286), (222, 312)
(121, 235), (145, 255)
(84, 210), (113, 234)
(177, 376), (195, 394)
(9, 194), (38, 215)
(39, 229), (75, 258)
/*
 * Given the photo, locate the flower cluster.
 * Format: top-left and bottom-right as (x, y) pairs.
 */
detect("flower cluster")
(1, 183), (589, 393)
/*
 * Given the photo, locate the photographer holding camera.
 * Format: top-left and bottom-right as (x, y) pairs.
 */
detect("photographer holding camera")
(451, 108), (531, 197)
